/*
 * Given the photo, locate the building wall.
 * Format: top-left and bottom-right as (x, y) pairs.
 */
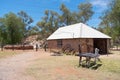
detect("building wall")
(80, 38), (93, 53)
(47, 40), (57, 49)
(47, 38), (94, 53)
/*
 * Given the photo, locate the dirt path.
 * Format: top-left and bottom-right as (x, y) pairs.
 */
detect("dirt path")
(0, 50), (50, 80)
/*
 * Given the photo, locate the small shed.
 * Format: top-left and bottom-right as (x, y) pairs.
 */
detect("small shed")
(47, 23), (111, 54)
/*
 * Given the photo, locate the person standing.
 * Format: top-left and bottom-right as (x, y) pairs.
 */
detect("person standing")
(36, 44), (38, 51)
(44, 42), (47, 52)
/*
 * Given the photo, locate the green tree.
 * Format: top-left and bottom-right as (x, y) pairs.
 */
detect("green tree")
(28, 26), (40, 35)
(0, 18), (8, 50)
(60, 3), (74, 25)
(37, 2), (94, 39)
(59, 2), (93, 26)
(100, 0), (120, 44)
(0, 12), (24, 44)
(37, 10), (59, 39)
(18, 11), (33, 38)
(77, 2), (94, 23)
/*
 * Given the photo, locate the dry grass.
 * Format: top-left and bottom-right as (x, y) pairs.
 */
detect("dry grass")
(109, 50), (120, 55)
(27, 50), (120, 80)
(0, 49), (27, 58)
(98, 50), (120, 74)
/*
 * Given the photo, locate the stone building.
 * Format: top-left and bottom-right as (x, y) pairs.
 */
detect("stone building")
(47, 23), (111, 54)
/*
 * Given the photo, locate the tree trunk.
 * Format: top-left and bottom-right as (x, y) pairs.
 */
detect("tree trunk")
(12, 45), (14, 51)
(1, 44), (3, 51)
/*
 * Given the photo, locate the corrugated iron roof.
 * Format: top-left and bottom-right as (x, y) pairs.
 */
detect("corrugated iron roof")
(47, 23), (111, 40)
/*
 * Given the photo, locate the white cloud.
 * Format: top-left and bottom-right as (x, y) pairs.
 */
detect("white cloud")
(90, 0), (110, 13)
(90, 0), (110, 9)
(53, 0), (70, 3)
(61, 0), (70, 2)
(91, 0), (108, 6)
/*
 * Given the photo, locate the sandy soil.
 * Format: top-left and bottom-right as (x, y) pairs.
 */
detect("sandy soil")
(0, 49), (119, 80)
(0, 49), (49, 80)
(26, 50), (120, 80)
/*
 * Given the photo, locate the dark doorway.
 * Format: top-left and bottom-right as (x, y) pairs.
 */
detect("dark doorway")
(94, 39), (107, 54)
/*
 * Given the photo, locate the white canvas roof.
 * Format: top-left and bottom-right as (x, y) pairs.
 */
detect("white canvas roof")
(47, 23), (111, 40)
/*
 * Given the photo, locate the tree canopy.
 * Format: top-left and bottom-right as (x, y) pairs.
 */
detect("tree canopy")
(0, 11), (34, 45)
(99, 0), (120, 44)
(0, 2), (94, 44)
(0, 12), (24, 44)
(18, 11), (34, 37)
(37, 2), (94, 39)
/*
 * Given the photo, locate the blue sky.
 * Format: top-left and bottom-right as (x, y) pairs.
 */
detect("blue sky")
(0, 0), (110, 27)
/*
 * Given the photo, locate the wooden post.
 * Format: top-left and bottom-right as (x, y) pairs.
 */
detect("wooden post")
(12, 44), (14, 51)
(78, 44), (81, 53)
(1, 43), (4, 51)
(78, 44), (82, 66)
(44, 43), (47, 52)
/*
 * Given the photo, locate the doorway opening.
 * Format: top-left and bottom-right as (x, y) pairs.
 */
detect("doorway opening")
(94, 38), (107, 54)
